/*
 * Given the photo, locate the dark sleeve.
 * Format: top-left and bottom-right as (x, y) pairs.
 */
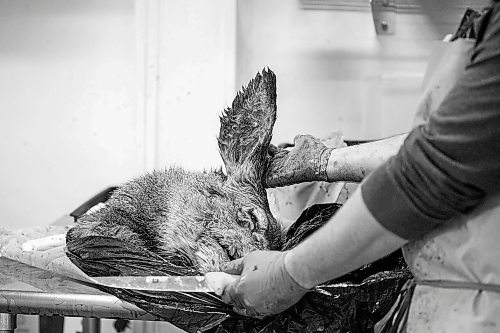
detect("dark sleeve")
(361, 4), (500, 240)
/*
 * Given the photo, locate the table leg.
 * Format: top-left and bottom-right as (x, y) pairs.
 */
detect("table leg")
(0, 313), (16, 333)
(82, 317), (100, 333)
(39, 316), (64, 333)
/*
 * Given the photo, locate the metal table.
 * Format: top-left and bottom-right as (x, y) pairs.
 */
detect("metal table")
(0, 257), (160, 333)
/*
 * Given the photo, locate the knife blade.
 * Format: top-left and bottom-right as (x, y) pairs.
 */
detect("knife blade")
(92, 275), (215, 292)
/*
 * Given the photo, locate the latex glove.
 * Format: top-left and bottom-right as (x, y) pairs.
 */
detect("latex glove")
(220, 250), (309, 318)
(265, 135), (334, 188)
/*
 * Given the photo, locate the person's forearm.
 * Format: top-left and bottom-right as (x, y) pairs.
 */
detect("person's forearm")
(326, 133), (407, 182)
(284, 187), (407, 289)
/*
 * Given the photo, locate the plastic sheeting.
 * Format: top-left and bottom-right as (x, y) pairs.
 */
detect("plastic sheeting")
(66, 203), (411, 333)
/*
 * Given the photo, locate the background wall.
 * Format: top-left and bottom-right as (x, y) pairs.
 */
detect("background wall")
(0, 0), (235, 230)
(236, 0), (489, 143)
(155, 0), (236, 172)
(0, 0), (141, 229)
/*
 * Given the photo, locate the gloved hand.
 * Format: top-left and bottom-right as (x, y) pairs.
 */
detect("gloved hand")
(220, 250), (309, 318)
(265, 135), (334, 188)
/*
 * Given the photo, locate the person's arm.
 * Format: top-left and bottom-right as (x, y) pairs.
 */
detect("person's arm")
(285, 187), (406, 288)
(219, 188), (406, 317)
(265, 133), (406, 187)
(325, 134), (407, 183)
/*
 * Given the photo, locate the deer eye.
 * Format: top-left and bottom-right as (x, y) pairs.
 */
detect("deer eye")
(237, 208), (257, 232)
(247, 209), (259, 231)
(200, 186), (226, 198)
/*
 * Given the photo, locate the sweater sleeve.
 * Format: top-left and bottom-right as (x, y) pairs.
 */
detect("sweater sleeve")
(361, 4), (500, 240)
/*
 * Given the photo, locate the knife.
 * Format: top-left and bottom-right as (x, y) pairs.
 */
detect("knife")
(92, 273), (238, 294)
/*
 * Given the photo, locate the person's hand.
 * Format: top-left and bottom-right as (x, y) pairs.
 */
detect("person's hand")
(220, 250), (309, 318)
(265, 135), (334, 188)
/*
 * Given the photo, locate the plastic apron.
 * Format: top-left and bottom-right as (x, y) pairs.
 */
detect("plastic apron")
(399, 37), (500, 332)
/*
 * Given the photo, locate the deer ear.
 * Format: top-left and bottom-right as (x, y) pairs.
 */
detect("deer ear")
(218, 68), (277, 183)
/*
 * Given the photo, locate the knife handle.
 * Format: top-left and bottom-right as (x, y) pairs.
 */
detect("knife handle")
(205, 272), (239, 296)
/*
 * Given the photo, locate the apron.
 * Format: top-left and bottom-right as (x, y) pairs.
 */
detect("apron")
(380, 8), (500, 332)
(404, 194), (500, 332)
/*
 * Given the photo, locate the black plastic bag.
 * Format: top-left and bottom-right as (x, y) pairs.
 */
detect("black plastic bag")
(66, 203), (411, 333)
